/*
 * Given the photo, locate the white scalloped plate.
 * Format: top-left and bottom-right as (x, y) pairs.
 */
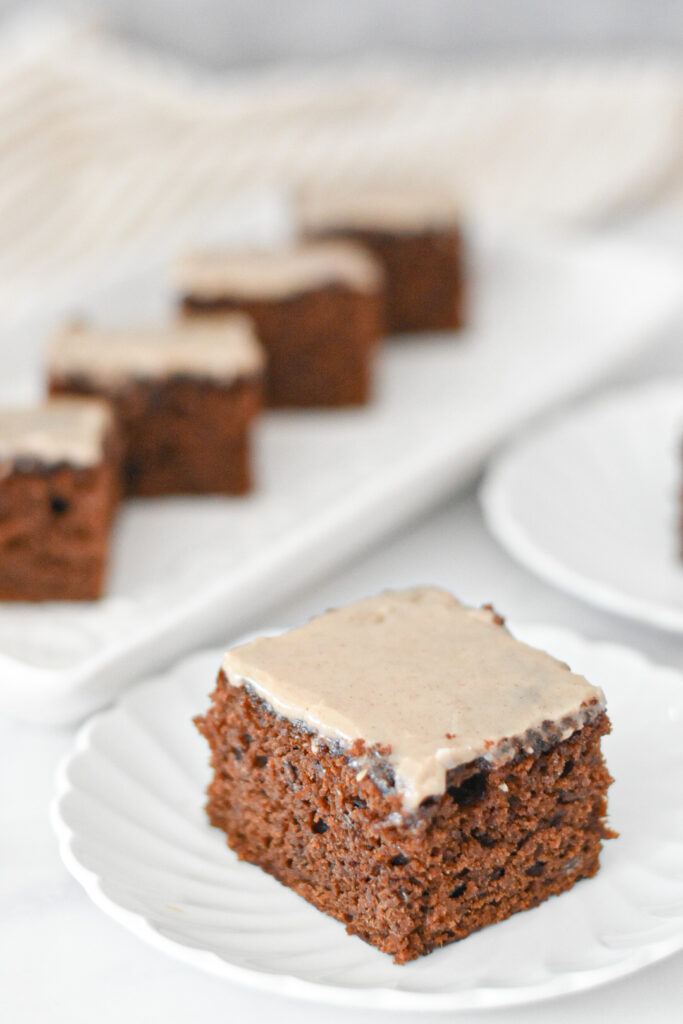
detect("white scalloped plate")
(52, 624), (683, 1011)
(481, 381), (683, 632)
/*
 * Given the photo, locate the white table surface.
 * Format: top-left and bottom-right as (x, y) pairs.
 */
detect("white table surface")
(4, 215), (683, 1021)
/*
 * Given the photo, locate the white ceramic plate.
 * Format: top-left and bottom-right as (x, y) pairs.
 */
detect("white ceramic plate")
(3, 232), (681, 725)
(481, 380), (683, 632)
(52, 624), (683, 1012)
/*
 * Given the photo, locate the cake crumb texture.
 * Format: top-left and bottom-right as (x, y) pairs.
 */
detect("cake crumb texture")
(196, 677), (613, 963)
(0, 441), (120, 601)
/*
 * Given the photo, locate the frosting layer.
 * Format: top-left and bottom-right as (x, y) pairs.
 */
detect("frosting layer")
(222, 587), (605, 811)
(300, 187), (462, 233)
(49, 317), (264, 387)
(0, 398), (112, 472)
(176, 241), (383, 300)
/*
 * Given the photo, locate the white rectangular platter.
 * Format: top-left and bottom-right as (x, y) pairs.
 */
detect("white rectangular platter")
(1, 227), (680, 723)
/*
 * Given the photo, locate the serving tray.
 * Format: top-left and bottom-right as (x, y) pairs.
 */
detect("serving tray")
(2, 227), (680, 723)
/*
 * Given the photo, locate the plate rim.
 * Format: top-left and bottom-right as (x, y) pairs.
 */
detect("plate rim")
(51, 625), (683, 1012)
(480, 377), (683, 634)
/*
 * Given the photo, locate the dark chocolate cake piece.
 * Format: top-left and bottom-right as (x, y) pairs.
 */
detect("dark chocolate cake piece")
(300, 188), (466, 335)
(176, 241), (384, 408)
(196, 587), (613, 963)
(48, 318), (264, 497)
(0, 398), (120, 600)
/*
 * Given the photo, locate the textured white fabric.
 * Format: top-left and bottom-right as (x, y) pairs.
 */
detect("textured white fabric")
(0, 12), (681, 326)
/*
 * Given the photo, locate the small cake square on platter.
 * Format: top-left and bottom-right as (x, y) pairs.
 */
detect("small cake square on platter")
(176, 241), (384, 408)
(48, 318), (264, 497)
(300, 188), (466, 335)
(0, 398), (120, 601)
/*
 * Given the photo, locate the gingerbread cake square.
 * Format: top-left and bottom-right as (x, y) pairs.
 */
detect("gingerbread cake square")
(48, 318), (264, 497)
(196, 587), (613, 963)
(300, 189), (466, 335)
(176, 241), (384, 407)
(0, 398), (120, 601)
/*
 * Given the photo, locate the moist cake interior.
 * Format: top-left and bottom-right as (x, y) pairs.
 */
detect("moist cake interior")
(196, 588), (614, 962)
